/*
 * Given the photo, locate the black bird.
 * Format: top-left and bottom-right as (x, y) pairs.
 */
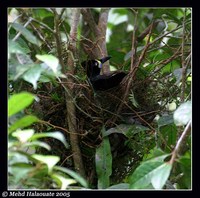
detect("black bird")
(81, 56), (127, 91)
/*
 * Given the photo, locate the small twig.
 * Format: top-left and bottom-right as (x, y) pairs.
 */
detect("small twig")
(60, 153), (74, 166)
(39, 120), (88, 136)
(169, 120), (191, 164)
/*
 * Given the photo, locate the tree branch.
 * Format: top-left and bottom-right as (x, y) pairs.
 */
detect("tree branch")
(169, 120), (191, 164)
(137, 19), (161, 41)
(81, 8), (99, 36)
(81, 8), (110, 72)
(98, 8), (110, 73)
(52, 8), (65, 72)
(65, 9), (86, 178)
(98, 8), (110, 38)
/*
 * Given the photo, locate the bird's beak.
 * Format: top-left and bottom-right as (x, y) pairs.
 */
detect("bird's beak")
(100, 56), (112, 64)
(98, 56), (111, 69)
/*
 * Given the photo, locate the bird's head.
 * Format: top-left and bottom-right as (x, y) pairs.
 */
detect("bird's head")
(97, 56), (112, 69)
(81, 56), (111, 78)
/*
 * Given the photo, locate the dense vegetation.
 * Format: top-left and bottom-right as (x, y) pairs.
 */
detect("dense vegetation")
(8, 8), (191, 190)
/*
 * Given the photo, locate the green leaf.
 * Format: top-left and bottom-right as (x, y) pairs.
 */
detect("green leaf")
(12, 129), (35, 143)
(32, 8), (53, 20)
(11, 23), (40, 46)
(9, 115), (39, 134)
(144, 147), (166, 160)
(124, 50), (133, 61)
(103, 124), (149, 138)
(110, 65), (117, 71)
(36, 54), (59, 73)
(8, 163), (33, 183)
(173, 68), (191, 85)
(14, 64), (34, 80)
(95, 127), (112, 189)
(54, 166), (88, 188)
(22, 141), (51, 151)
(157, 114), (174, 127)
(8, 152), (29, 165)
(8, 92), (35, 117)
(31, 154), (60, 173)
(129, 154), (170, 189)
(178, 153), (191, 189)
(113, 8), (129, 15)
(159, 124), (177, 149)
(129, 91), (140, 108)
(22, 64), (43, 89)
(8, 39), (27, 55)
(51, 173), (76, 190)
(16, 53), (33, 65)
(173, 101), (191, 126)
(30, 131), (69, 149)
(151, 163), (172, 189)
(107, 183), (129, 189)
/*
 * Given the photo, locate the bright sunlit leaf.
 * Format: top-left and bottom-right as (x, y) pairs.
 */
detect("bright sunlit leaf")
(9, 115), (39, 134)
(151, 162), (172, 189)
(31, 154), (60, 173)
(8, 92), (35, 117)
(174, 101), (191, 126)
(51, 173), (76, 190)
(36, 54), (59, 74)
(12, 129), (35, 143)
(30, 131), (69, 149)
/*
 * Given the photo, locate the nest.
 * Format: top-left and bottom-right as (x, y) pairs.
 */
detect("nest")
(31, 70), (166, 185)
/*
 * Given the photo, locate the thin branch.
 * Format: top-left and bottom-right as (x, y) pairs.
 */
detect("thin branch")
(138, 19), (161, 41)
(135, 22), (154, 70)
(39, 120), (87, 136)
(169, 120), (191, 164)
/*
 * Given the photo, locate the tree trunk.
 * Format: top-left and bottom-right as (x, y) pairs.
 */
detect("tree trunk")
(65, 9), (86, 178)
